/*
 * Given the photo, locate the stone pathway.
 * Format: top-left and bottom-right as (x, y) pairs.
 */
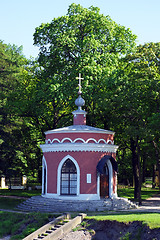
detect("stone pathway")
(0, 195), (28, 199)
(142, 196), (160, 207)
(137, 195), (160, 212)
(0, 208), (28, 214)
(118, 195), (160, 213)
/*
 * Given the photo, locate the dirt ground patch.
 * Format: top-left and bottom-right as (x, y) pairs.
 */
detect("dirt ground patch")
(59, 219), (160, 240)
(86, 219), (160, 239)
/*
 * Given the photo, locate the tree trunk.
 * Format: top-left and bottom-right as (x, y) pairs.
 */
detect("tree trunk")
(8, 177), (12, 190)
(130, 137), (142, 205)
(152, 164), (156, 188)
(142, 154), (146, 183)
(153, 140), (160, 189)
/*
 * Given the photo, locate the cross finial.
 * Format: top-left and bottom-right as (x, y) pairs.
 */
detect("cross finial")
(76, 73), (84, 95)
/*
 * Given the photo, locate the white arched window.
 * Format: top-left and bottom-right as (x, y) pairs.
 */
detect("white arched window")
(61, 159), (77, 195)
(57, 155), (80, 196)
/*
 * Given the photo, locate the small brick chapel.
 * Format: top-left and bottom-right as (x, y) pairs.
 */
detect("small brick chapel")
(40, 75), (118, 200)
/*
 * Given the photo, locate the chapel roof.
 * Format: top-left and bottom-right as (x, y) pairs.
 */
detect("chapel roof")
(45, 125), (114, 135)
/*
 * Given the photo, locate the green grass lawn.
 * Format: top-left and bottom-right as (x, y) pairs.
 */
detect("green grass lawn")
(0, 197), (24, 210)
(0, 189), (41, 210)
(0, 211), (57, 240)
(118, 186), (160, 200)
(86, 212), (160, 229)
(0, 189), (41, 198)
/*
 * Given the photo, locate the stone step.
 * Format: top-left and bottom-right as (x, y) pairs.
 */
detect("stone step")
(24, 213), (86, 240)
(17, 195), (137, 212)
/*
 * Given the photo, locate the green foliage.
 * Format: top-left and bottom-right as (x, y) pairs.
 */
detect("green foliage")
(33, 3), (136, 129)
(1, 3), (160, 199)
(0, 40), (43, 180)
(120, 232), (131, 240)
(0, 41), (27, 175)
(111, 42), (160, 200)
(1, 4), (137, 184)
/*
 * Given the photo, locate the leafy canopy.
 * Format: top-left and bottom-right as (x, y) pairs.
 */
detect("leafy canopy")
(33, 3), (137, 128)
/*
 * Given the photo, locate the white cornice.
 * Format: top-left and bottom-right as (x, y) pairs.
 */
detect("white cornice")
(40, 143), (118, 153)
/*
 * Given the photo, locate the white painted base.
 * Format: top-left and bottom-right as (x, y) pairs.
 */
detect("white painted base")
(42, 193), (101, 200)
(111, 192), (117, 199)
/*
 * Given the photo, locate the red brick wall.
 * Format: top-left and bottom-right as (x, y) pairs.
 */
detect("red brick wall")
(44, 151), (111, 194)
(73, 114), (86, 125)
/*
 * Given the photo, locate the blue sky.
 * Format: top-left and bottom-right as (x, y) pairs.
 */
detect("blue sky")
(1, 0), (160, 58)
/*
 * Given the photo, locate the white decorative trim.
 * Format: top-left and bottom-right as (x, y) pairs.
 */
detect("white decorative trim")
(57, 155), (80, 196)
(47, 138), (60, 144)
(107, 140), (114, 144)
(86, 138), (97, 143)
(42, 193), (100, 200)
(73, 138), (85, 143)
(42, 156), (47, 195)
(45, 137), (114, 145)
(40, 143), (118, 153)
(98, 139), (106, 144)
(61, 137), (72, 143)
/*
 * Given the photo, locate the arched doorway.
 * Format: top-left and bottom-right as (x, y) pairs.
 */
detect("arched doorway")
(60, 159), (77, 195)
(97, 155), (118, 198)
(100, 164), (109, 198)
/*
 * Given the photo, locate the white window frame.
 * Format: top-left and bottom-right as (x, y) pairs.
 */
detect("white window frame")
(57, 155), (80, 196)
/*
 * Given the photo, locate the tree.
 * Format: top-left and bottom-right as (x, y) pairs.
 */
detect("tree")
(0, 41), (27, 177)
(4, 57), (44, 181)
(110, 42), (160, 202)
(33, 3), (136, 129)
(5, 4), (137, 184)
(0, 41), (43, 181)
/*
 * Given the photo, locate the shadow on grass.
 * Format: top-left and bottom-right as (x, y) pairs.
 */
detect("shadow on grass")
(118, 186), (160, 201)
(0, 189), (41, 198)
(0, 197), (24, 210)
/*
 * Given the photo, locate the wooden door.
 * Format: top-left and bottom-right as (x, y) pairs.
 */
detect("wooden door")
(100, 165), (109, 198)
